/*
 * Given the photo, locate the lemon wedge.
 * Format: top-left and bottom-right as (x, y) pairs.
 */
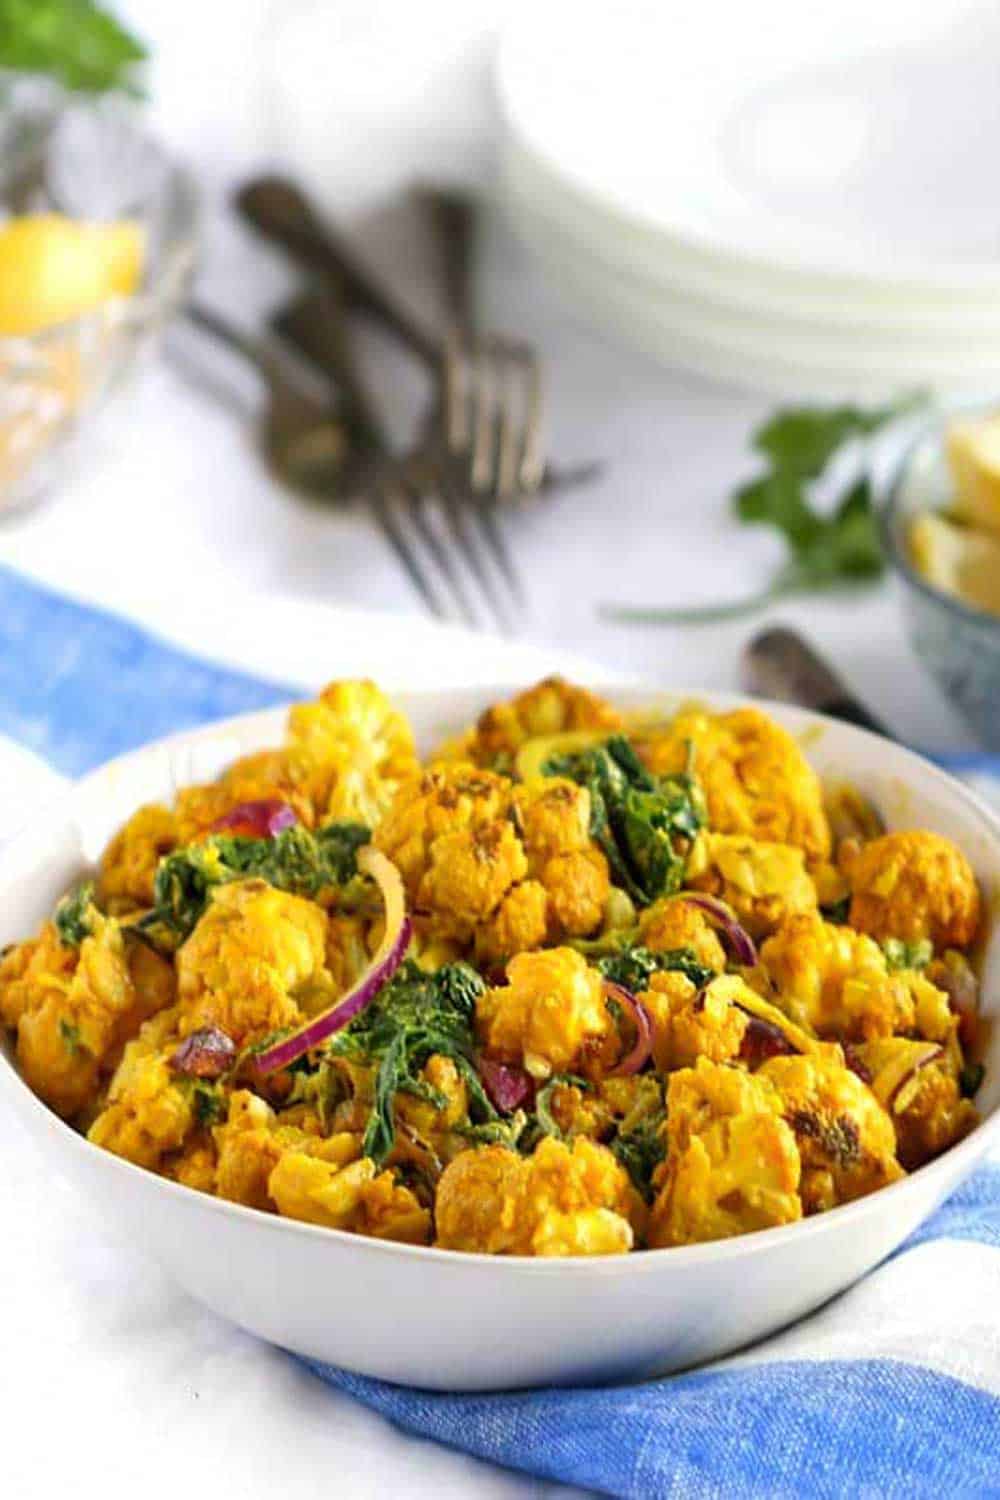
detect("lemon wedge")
(909, 511), (1000, 618)
(0, 214), (144, 337)
(946, 410), (1000, 535)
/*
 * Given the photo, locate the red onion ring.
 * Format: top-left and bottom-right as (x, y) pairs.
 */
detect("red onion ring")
(255, 847), (410, 1075)
(211, 798), (297, 839)
(886, 1043), (944, 1110)
(604, 979), (654, 1076)
(477, 1057), (535, 1113)
(681, 893), (758, 967)
(933, 960), (980, 1049)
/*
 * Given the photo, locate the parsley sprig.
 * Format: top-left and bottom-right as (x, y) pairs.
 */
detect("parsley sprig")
(0, 0), (146, 94)
(604, 399), (919, 626)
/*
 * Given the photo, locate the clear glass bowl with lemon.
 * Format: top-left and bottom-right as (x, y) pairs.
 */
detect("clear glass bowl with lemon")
(883, 399), (1000, 745)
(0, 75), (197, 510)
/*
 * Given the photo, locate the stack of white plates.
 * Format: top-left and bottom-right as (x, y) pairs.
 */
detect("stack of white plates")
(495, 0), (1000, 399)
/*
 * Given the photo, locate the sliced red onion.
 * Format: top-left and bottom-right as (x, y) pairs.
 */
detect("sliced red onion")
(255, 847), (410, 1075)
(169, 1026), (237, 1078)
(211, 797), (297, 839)
(477, 1057), (535, 1113)
(604, 980), (654, 1076)
(886, 1043), (944, 1111)
(842, 1043), (873, 1086)
(932, 957), (979, 1049)
(739, 1013), (799, 1068)
(682, 893), (758, 967)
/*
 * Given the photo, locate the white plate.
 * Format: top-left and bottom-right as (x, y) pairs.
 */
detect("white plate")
(498, 0), (1000, 290)
(2, 684), (999, 1390)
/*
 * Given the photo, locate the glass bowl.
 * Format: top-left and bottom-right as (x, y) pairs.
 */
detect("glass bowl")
(0, 75), (199, 512)
(881, 400), (1000, 748)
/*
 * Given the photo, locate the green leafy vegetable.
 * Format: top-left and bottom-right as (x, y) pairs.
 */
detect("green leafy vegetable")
(960, 1061), (985, 1099)
(821, 894), (852, 926)
(325, 960), (499, 1166)
(59, 1018), (83, 1055)
(882, 938), (933, 972)
(594, 943), (713, 994)
(611, 1112), (667, 1201)
(54, 881), (96, 947)
(544, 736), (705, 904)
(190, 1081), (226, 1127)
(0, 0), (146, 93)
(531, 1074), (590, 1144)
(139, 822), (370, 945)
(604, 396), (922, 626)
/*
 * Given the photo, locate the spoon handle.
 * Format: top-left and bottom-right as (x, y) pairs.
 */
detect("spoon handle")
(235, 175), (440, 371)
(741, 626), (893, 738)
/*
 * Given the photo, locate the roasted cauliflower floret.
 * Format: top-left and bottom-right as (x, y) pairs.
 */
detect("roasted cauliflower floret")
(269, 1150), (431, 1243)
(648, 1058), (802, 1247)
(848, 830), (980, 949)
(374, 764), (511, 898)
(759, 1051), (903, 1213)
(422, 821), (528, 942)
(456, 677), (623, 772)
(687, 832), (817, 940)
(176, 879), (330, 1046)
(434, 1136), (639, 1255)
(760, 912), (911, 1042)
(0, 921), (75, 1030)
(642, 971), (750, 1072)
(475, 879), (549, 967)
(87, 1008), (194, 1169)
(638, 707), (831, 861)
(638, 895), (727, 972)
(476, 948), (613, 1078)
(285, 678), (417, 825)
(97, 802), (177, 915)
(853, 1039), (978, 1172)
(13, 913), (168, 1119)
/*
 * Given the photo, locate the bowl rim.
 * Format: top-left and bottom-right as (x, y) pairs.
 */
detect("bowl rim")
(0, 80), (201, 349)
(880, 402), (1000, 634)
(3, 687), (1000, 1274)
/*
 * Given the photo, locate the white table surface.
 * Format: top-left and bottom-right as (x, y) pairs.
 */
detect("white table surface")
(0, 5), (986, 1497)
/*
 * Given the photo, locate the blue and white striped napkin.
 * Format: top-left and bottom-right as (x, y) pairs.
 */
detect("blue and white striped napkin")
(4, 561), (1000, 1499)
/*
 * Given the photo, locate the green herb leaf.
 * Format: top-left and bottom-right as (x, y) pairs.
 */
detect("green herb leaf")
(0, 0), (146, 93)
(752, 402), (901, 479)
(605, 395), (923, 628)
(544, 736), (705, 904)
(54, 881), (96, 947)
(139, 821), (370, 945)
(59, 1017), (83, 1055)
(594, 943), (714, 994)
(611, 1113), (667, 1202)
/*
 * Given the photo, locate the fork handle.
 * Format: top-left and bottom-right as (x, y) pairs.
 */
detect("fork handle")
(235, 175), (440, 371)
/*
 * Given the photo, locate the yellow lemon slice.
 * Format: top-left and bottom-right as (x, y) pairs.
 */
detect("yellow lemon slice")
(946, 410), (1000, 535)
(0, 213), (144, 337)
(908, 510), (1000, 618)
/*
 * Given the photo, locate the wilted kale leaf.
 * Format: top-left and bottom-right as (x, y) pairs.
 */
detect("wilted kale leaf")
(54, 881), (96, 947)
(544, 736), (705, 903)
(595, 943), (713, 994)
(140, 821), (370, 943)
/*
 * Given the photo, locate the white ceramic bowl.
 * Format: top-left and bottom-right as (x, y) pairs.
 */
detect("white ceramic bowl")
(2, 686), (999, 1391)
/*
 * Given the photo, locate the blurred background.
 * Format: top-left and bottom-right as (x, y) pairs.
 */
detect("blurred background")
(4, 0), (1000, 751)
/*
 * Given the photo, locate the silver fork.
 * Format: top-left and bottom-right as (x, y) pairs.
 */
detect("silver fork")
(241, 178), (549, 629)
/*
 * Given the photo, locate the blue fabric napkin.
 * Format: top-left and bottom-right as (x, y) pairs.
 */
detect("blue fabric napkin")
(4, 562), (1000, 1500)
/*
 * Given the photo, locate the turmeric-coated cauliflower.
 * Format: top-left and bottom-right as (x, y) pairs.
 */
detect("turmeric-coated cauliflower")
(848, 830), (980, 949)
(449, 677), (623, 772)
(97, 802), (178, 915)
(687, 831), (817, 940)
(434, 1135), (639, 1255)
(269, 1149), (431, 1243)
(648, 1058), (802, 1247)
(87, 1008), (194, 1169)
(759, 1050), (903, 1213)
(637, 706), (831, 861)
(637, 895), (727, 972)
(476, 948), (612, 1078)
(286, 679), (418, 826)
(176, 879), (331, 1046)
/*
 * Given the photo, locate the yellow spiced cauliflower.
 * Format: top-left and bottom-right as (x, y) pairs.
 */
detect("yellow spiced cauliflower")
(2, 675), (986, 1258)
